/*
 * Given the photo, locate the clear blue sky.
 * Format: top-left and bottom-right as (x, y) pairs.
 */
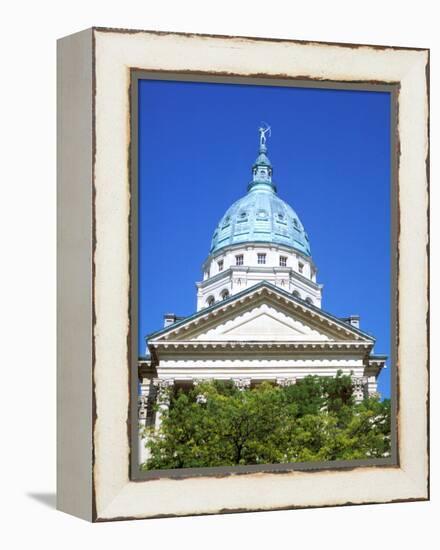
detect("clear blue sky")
(138, 79), (391, 397)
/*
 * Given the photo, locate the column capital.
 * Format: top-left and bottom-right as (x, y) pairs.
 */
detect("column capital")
(153, 378), (175, 390)
(276, 377), (296, 387)
(232, 378), (251, 391)
(352, 376), (368, 402)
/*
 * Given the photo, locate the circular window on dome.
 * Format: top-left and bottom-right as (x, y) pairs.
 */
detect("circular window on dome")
(257, 210), (268, 219)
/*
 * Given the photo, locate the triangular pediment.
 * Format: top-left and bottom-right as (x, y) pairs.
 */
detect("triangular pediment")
(148, 282), (374, 345)
(195, 304), (331, 341)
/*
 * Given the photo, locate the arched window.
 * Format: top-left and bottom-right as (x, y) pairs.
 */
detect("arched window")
(292, 290), (301, 299)
(305, 297), (313, 306)
(207, 296), (215, 307)
(221, 289), (230, 300)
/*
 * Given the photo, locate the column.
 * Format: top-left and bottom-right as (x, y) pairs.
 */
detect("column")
(232, 378), (251, 391)
(153, 378), (175, 431)
(366, 375), (380, 398)
(138, 378), (154, 464)
(138, 395), (148, 428)
(138, 378), (154, 427)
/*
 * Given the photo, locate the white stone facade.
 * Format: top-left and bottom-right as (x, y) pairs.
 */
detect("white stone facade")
(138, 283), (386, 465)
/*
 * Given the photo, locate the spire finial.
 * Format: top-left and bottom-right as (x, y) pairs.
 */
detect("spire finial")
(258, 123), (271, 150)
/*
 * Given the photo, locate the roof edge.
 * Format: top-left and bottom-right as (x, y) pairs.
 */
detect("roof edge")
(146, 281), (375, 342)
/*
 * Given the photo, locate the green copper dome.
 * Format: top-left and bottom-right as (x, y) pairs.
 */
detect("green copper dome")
(210, 129), (311, 257)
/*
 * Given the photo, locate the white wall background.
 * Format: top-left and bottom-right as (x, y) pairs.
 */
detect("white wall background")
(0, 1), (437, 548)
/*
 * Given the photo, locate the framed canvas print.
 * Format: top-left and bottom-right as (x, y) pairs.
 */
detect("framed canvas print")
(57, 27), (429, 521)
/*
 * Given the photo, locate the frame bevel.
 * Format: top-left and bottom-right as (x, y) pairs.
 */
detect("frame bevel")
(129, 70), (400, 482)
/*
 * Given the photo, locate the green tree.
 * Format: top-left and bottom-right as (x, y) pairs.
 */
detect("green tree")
(140, 374), (391, 471)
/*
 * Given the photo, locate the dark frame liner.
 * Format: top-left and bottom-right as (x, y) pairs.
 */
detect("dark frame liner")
(129, 69), (400, 482)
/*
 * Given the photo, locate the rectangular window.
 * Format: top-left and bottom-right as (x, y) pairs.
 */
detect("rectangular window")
(298, 262), (304, 274)
(235, 254), (243, 266)
(218, 260), (224, 272)
(279, 256), (287, 267)
(257, 253), (266, 265)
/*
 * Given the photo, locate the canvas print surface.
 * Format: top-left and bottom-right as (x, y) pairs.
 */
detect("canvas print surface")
(136, 79), (392, 472)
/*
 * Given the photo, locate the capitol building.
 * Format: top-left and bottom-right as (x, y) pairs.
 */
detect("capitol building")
(138, 127), (386, 464)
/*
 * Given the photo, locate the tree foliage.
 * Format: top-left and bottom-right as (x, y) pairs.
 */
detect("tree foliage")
(140, 373), (391, 470)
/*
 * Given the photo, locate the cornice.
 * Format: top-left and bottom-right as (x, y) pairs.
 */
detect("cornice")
(149, 340), (374, 353)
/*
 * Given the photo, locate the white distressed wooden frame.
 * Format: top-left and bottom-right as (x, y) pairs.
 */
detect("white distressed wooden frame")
(57, 27), (429, 522)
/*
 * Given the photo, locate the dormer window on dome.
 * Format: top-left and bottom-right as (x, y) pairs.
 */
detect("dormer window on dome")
(253, 165), (272, 181)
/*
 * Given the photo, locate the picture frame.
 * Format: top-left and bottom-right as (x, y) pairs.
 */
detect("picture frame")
(57, 27), (429, 521)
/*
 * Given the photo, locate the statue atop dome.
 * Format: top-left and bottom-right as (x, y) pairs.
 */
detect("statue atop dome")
(258, 123), (271, 147)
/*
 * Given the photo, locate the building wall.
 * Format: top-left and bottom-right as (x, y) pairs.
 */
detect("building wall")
(155, 354), (366, 381)
(196, 243), (322, 310)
